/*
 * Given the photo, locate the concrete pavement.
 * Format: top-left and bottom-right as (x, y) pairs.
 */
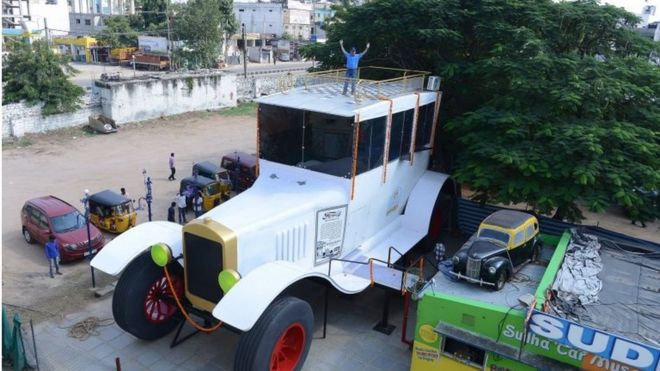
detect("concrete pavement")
(29, 283), (414, 371)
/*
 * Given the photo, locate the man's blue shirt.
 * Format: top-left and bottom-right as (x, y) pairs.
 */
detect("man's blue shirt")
(344, 52), (363, 69)
(45, 240), (59, 259)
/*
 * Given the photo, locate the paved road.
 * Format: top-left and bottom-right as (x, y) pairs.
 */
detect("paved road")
(30, 283), (415, 371)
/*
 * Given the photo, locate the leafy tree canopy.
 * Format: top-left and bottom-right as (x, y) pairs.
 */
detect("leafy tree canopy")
(303, 0), (660, 222)
(96, 15), (139, 47)
(2, 40), (85, 115)
(173, 0), (223, 69)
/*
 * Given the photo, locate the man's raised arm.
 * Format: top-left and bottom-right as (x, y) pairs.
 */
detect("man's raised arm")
(361, 42), (371, 56)
(340, 39), (348, 55)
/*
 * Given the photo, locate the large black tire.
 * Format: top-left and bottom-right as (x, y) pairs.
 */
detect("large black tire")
(112, 252), (183, 340)
(234, 297), (313, 371)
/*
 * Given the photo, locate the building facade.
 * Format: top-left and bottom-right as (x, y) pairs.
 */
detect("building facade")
(283, 0), (311, 40)
(68, 0), (135, 35)
(2, 0), (70, 36)
(234, 1), (284, 38)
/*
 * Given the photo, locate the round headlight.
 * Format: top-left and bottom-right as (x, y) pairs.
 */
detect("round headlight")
(488, 266), (497, 275)
(150, 243), (172, 267)
(218, 269), (241, 293)
(453, 256), (460, 264)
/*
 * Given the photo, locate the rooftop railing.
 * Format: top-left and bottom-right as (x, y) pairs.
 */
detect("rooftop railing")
(279, 66), (430, 102)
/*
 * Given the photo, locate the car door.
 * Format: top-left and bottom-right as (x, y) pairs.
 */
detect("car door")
(510, 229), (526, 266)
(524, 222), (538, 259)
(30, 207), (51, 244)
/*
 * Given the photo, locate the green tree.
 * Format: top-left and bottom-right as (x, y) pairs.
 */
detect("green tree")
(173, 0), (223, 68)
(141, 0), (167, 29)
(2, 40), (85, 115)
(96, 15), (139, 47)
(302, 0), (660, 222)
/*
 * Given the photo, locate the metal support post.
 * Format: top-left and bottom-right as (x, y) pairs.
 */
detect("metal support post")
(82, 190), (96, 288)
(242, 23), (247, 78)
(373, 288), (395, 335)
(142, 169), (154, 221)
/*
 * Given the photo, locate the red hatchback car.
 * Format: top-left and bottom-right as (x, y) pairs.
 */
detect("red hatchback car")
(21, 196), (105, 262)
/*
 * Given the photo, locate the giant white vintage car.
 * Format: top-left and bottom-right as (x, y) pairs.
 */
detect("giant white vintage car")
(91, 67), (455, 371)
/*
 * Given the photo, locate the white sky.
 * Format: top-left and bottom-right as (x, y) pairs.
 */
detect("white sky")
(601, 0), (660, 22)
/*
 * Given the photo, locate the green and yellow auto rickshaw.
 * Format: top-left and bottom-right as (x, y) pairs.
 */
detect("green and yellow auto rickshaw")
(89, 190), (137, 233)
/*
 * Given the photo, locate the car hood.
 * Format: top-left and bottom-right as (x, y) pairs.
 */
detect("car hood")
(56, 225), (102, 246)
(203, 160), (348, 236)
(459, 238), (504, 260)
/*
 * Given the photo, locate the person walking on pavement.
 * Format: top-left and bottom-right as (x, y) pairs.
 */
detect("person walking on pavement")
(167, 202), (176, 222)
(45, 235), (62, 278)
(175, 192), (187, 224)
(340, 40), (370, 95)
(193, 191), (203, 218)
(168, 153), (176, 181)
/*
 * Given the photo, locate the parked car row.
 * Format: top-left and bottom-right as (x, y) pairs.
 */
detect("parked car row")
(19, 152), (257, 262)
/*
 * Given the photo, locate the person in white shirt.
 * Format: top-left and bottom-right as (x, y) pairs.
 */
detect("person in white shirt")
(175, 192), (187, 224)
(193, 191), (203, 217)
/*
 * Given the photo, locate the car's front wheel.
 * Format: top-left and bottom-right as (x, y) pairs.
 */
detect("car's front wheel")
(112, 252), (183, 340)
(22, 227), (34, 244)
(493, 270), (508, 291)
(234, 296), (313, 371)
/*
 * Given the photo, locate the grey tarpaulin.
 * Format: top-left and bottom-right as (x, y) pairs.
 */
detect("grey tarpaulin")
(552, 229), (603, 306)
(550, 230), (660, 346)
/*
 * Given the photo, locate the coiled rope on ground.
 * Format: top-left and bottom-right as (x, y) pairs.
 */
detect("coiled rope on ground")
(60, 317), (115, 341)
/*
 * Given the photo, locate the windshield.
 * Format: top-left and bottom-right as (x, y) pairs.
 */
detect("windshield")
(114, 203), (132, 215)
(52, 211), (85, 233)
(205, 183), (220, 195)
(258, 104), (354, 177)
(478, 228), (510, 245)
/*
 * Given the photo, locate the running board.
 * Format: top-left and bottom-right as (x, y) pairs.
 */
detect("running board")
(347, 262), (419, 292)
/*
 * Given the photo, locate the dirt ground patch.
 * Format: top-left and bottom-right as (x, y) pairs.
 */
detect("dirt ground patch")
(2, 109), (256, 323)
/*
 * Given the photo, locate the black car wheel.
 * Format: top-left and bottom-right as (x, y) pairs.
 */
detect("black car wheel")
(235, 296), (313, 371)
(493, 271), (507, 291)
(22, 228), (34, 244)
(112, 252), (183, 340)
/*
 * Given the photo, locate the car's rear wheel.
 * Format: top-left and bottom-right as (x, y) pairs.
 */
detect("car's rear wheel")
(22, 228), (34, 244)
(112, 252), (183, 340)
(234, 296), (313, 371)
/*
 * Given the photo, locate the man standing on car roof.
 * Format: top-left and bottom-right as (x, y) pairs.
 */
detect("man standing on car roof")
(45, 235), (62, 278)
(340, 39), (370, 95)
(168, 153), (176, 181)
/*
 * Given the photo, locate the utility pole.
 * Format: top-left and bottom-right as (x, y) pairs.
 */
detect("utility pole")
(44, 18), (50, 46)
(167, 10), (173, 71)
(242, 23), (247, 78)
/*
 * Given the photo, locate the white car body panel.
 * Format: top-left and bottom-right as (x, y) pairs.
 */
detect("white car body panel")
(90, 221), (183, 275)
(212, 261), (371, 331)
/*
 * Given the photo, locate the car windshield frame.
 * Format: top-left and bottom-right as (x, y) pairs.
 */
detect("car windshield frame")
(477, 227), (510, 246)
(51, 211), (85, 233)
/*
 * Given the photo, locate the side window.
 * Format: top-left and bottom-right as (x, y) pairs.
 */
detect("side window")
(388, 111), (403, 161)
(400, 108), (414, 159)
(33, 209), (48, 229)
(441, 336), (485, 367)
(513, 230), (525, 246)
(415, 103), (434, 151)
(526, 224), (535, 239)
(356, 116), (386, 174)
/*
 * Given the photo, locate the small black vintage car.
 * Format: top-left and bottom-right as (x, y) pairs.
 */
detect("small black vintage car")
(451, 210), (540, 290)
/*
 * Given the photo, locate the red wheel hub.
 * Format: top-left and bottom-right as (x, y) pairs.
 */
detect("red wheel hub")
(270, 322), (305, 371)
(144, 275), (183, 324)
